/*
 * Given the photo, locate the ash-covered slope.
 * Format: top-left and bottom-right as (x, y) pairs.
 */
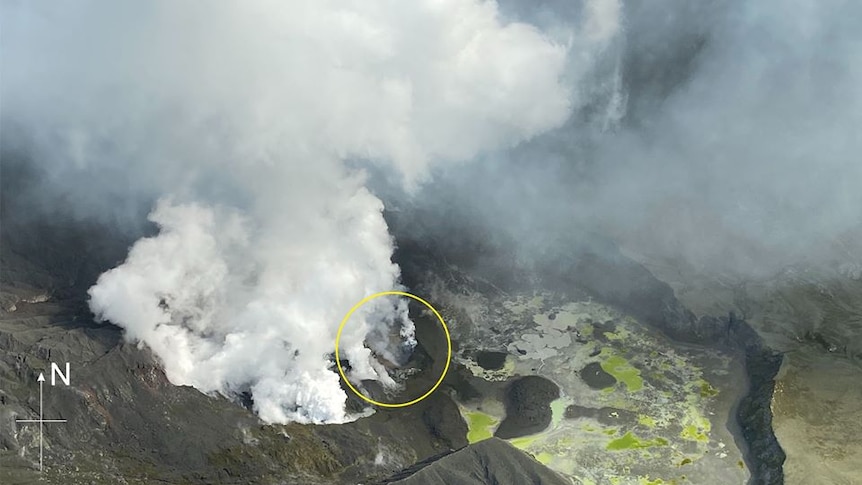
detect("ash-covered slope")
(382, 438), (571, 485)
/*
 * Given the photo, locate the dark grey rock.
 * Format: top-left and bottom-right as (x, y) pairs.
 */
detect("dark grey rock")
(580, 362), (617, 389)
(475, 351), (507, 371)
(494, 376), (559, 439)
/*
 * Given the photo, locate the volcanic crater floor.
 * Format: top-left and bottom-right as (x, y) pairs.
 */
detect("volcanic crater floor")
(438, 291), (750, 485)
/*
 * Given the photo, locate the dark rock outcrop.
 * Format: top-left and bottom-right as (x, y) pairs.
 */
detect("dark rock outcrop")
(494, 376), (559, 439)
(475, 350), (507, 371)
(580, 362), (617, 389)
(736, 350), (786, 485)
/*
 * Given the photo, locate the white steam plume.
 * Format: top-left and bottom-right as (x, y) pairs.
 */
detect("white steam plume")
(2, 1), (620, 422)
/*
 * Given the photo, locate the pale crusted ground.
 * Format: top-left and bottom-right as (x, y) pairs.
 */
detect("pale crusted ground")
(435, 286), (749, 485)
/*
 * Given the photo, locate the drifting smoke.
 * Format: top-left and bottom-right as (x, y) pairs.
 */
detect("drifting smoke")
(1, 0), (620, 423)
(420, 0), (862, 282)
(594, 0), (862, 278)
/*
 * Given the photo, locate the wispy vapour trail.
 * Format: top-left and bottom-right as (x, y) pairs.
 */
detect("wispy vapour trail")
(423, 0), (862, 282)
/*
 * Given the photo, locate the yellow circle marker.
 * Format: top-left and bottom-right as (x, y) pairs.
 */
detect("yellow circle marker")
(335, 291), (451, 408)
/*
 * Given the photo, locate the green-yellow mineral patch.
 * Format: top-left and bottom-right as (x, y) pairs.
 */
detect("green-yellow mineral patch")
(679, 410), (711, 442)
(638, 478), (665, 485)
(509, 434), (540, 449)
(638, 415), (657, 428)
(465, 411), (498, 443)
(697, 379), (719, 398)
(601, 353), (644, 392)
(680, 425), (708, 442)
(606, 431), (669, 450)
(603, 327), (632, 341)
(536, 452), (554, 464)
(550, 397), (569, 428)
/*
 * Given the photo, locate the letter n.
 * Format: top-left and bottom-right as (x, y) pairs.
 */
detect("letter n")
(51, 362), (70, 386)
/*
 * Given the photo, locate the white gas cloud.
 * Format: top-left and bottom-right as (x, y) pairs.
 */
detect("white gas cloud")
(3, 0), (620, 422)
